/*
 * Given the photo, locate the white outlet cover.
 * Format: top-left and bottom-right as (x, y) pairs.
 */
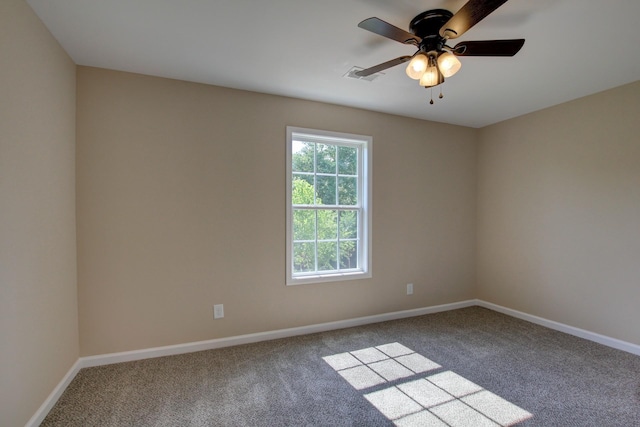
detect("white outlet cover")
(213, 304), (224, 319)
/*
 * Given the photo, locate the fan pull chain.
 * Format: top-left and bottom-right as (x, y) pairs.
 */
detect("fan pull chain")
(427, 84), (444, 105)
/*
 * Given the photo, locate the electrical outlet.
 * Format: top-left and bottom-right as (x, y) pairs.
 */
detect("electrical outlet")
(213, 304), (224, 319)
(407, 283), (414, 295)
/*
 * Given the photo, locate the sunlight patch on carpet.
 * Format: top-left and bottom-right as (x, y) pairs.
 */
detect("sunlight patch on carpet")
(336, 365), (387, 390)
(351, 347), (389, 364)
(323, 342), (533, 426)
(428, 399), (500, 426)
(322, 343), (441, 390)
(368, 359), (415, 382)
(461, 390), (533, 426)
(426, 371), (483, 398)
(365, 387), (424, 420)
(397, 379), (454, 407)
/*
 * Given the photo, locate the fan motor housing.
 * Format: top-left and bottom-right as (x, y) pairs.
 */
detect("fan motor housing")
(409, 9), (452, 52)
(409, 9), (452, 38)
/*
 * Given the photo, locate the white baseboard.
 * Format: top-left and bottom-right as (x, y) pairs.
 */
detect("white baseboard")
(79, 300), (477, 368)
(25, 359), (83, 427)
(475, 299), (640, 356)
(28, 298), (640, 425)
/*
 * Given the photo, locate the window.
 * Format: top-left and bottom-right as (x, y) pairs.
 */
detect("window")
(286, 127), (371, 285)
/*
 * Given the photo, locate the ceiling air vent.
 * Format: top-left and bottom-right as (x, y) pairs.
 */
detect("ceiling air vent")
(344, 66), (383, 82)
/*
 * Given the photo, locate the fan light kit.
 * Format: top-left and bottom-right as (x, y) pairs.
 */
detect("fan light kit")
(355, 0), (525, 103)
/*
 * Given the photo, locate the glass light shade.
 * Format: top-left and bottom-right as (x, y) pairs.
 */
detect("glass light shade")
(437, 52), (462, 78)
(405, 54), (428, 80)
(419, 65), (443, 87)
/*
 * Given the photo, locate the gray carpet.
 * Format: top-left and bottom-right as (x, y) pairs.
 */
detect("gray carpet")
(41, 307), (640, 426)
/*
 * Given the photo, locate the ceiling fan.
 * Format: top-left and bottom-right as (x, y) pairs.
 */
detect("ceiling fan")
(355, 0), (525, 96)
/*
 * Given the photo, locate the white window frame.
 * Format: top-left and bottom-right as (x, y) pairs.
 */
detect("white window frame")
(286, 126), (372, 286)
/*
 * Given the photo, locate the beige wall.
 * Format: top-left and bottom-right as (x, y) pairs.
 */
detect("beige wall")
(0, 1), (78, 426)
(76, 66), (478, 356)
(477, 81), (640, 345)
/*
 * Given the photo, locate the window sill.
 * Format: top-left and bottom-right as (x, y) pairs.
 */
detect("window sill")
(287, 270), (371, 286)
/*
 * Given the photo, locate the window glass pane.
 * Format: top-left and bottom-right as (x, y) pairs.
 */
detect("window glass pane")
(317, 210), (337, 240)
(293, 242), (316, 273)
(292, 141), (314, 173)
(317, 242), (338, 271)
(338, 176), (357, 205)
(292, 175), (315, 205)
(339, 210), (358, 239)
(316, 143), (336, 174)
(338, 146), (357, 175)
(293, 209), (315, 241)
(316, 175), (336, 205)
(340, 241), (358, 269)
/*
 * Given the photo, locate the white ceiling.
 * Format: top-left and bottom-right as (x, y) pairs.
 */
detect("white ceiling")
(27, 0), (640, 128)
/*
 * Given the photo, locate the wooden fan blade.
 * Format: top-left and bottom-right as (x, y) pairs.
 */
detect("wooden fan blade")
(452, 39), (525, 56)
(439, 0), (509, 39)
(355, 56), (412, 77)
(358, 17), (421, 45)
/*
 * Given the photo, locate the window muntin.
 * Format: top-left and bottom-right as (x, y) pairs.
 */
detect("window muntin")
(286, 127), (371, 285)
